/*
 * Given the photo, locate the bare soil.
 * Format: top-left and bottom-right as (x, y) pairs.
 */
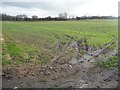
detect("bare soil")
(2, 62), (118, 88)
(2, 36), (118, 88)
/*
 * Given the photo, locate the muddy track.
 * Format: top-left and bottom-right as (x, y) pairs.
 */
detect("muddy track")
(2, 62), (118, 88)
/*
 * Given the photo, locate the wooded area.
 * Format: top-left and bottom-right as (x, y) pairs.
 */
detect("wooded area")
(0, 13), (117, 21)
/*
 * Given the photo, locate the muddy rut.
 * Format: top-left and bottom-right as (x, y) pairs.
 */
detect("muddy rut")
(2, 36), (118, 88)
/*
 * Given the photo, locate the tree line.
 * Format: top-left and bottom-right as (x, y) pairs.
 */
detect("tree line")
(0, 13), (117, 21)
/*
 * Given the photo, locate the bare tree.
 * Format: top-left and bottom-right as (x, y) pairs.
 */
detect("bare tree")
(23, 14), (28, 18)
(32, 15), (38, 20)
(58, 12), (68, 19)
(16, 14), (28, 21)
(16, 15), (23, 20)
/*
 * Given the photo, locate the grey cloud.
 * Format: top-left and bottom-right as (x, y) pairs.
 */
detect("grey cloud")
(2, 2), (53, 10)
(2, 2), (85, 11)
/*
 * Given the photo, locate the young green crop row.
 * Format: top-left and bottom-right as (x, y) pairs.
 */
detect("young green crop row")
(2, 19), (118, 67)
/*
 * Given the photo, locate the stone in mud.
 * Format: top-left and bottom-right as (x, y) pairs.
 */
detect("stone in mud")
(0, 37), (4, 41)
(69, 54), (94, 65)
(111, 50), (118, 56)
(83, 55), (93, 61)
(78, 58), (85, 63)
(69, 58), (78, 65)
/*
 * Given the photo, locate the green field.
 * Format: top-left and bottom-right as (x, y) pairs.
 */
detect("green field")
(2, 19), (118, 66)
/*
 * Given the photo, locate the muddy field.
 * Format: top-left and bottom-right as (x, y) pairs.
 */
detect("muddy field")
(2, 37), (118, 88)
(2, 20), (118, 88)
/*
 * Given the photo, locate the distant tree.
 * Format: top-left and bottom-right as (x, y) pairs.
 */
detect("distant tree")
(22, 14), (29, 21)
(22, 14), (28, 18)
(32, 15), (38, 21)
(76, 16), (80, 20)
(1, 13), (14, 21)
(1, 14), (7, 21)
(22, 14), (28, 20)
(16, 15), (22, 20)
(68, 13), (76, 20)
(0, 13), (2, 21)
(58, 12), (68, 19)
(16, 14), (28, 21)
(45, 16), (52, 21)
(71, 14), (76, 19)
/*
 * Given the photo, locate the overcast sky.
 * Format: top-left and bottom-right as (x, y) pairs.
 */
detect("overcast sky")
(1, 0), (119, 17)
